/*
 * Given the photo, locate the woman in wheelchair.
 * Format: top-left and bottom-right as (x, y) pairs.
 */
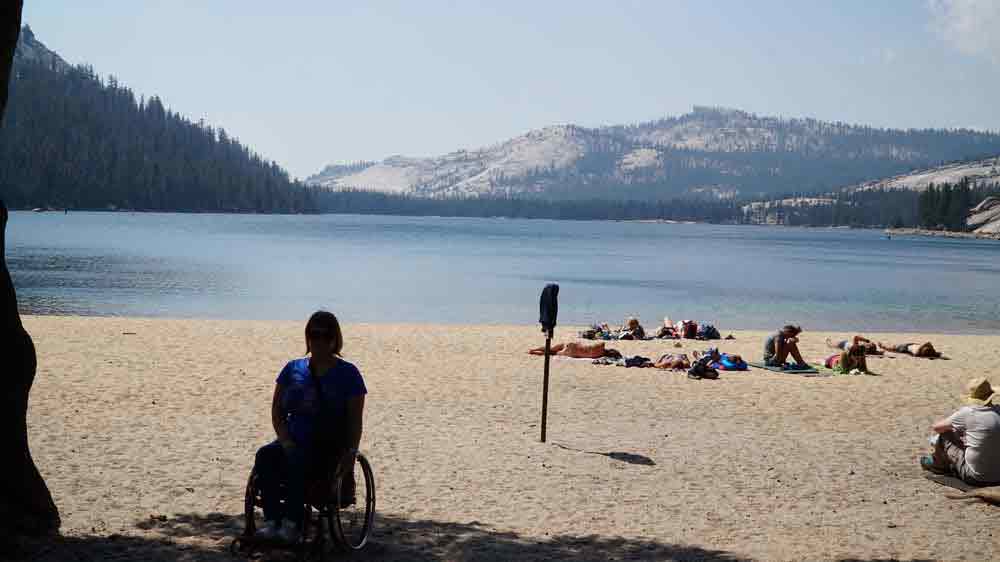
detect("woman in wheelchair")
(253, 310), (367, 544)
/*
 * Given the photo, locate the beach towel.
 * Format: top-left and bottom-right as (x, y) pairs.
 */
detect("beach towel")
(747, 361), (825, 376)
(925, 474), (1000, 505)
(924, 473), (975, 493)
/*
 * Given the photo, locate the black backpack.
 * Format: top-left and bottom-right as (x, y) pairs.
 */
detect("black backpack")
(687, 356), (719, 380)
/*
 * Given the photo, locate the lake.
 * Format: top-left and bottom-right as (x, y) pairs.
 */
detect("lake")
(6, 211), (1000, 333)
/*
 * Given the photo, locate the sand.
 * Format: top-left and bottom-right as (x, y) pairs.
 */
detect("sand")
(14, 315), (1000, 561)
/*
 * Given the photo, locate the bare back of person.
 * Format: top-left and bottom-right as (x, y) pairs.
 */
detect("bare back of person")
(561, 341), (606, 358)
(529, 341), (607, 359)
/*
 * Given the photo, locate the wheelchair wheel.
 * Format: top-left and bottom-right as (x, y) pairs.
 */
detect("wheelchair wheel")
(328, 452), (376, 551)
(243, 468), (261, 536)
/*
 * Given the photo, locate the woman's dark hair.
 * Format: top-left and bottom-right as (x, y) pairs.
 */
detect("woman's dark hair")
(782, 324), (802, 335)
(305, 310), (343, 357)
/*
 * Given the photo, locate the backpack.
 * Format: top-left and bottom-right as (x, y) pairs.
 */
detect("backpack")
(687, 356), (719, 380)
(697, 323), (721, 340)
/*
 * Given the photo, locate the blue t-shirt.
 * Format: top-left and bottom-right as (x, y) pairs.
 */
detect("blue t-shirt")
(276, 357), (367, 447)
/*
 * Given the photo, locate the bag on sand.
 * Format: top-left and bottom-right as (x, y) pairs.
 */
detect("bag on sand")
(687, 356), (719, 380)
(697, 323), (721, 340)
(676, 320), (698, 339)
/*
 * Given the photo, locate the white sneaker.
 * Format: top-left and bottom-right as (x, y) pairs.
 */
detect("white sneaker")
(255, 519), (280, 540)
(277, 519), (301, 544)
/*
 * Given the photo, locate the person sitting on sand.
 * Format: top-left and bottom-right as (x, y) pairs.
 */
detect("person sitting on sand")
(825, 335), (882, 355)
(654, 317), (678, 339)
(253, 311), (367, 544)
(529, 341), (622, 359)
(618, 316), (646, 340)
(823, 341), (868, 374)
(876, 340), (942, 359)
(762, 325), (809, 368)
(653, 353), (690, 370)
(921, 378), (1000, 486)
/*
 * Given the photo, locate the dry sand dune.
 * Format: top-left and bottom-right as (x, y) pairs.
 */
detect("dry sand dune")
(14, 316), (1000, 561)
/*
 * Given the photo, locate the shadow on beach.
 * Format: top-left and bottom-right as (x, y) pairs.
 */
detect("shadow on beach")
(11, 510), (754, 562)
(9, 511), (941, 562)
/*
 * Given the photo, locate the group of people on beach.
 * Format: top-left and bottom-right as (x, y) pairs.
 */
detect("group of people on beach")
(245, 309), (992, 547)
(531, 318), (942, 376)
(579, 316), (723, 342)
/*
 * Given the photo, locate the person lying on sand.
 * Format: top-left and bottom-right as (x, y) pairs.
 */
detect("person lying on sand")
(921, 378), (1000, 486)
(826, 335), (882, 355)
(529, 341), (622, 359)
(653, 353), (690, 370)
(762, 325), (809, 369)
(876, 340), (942, 359)
(823, 341), (868, 374)
(693, 348), (747, 371)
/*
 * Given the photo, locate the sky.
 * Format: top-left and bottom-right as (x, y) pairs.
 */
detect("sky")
(22, 1), (1000, 180)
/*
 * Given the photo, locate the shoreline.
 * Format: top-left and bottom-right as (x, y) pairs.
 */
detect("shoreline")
(886, 226), (1000, 241)
(18, 312), (1000, 336)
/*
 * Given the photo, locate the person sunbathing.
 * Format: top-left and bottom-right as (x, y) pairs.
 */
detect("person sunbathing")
(694, 348), (746, 370)
(876, 340), (942, 358)
(824, 342), (868, 373)
(529, 341), (621, 359)
(762, 325), (808, 368)
(653, 353), (690, 370)
(653, 317), (678, 339)
(825, 335), (882, 355)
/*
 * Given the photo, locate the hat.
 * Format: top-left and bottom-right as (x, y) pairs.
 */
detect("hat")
(964, 378), (998, 406)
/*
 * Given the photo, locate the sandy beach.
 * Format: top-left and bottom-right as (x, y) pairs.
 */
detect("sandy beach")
(14, 315), (1000, 561)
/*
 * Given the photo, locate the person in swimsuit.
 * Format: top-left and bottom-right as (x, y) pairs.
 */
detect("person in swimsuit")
(529, 341), (622, 359)
(876, 340), (941, 358)
(654, 317), (678, 339)
(653, 353), (690, 370)
(824, 342), (868, 373)
(825, 335), (882, 355)
(762, 325), (808, 368)
(618, 316), (646, 340)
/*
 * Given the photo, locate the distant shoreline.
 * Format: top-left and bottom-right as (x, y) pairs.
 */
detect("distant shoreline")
(885, 227), (1000, 241)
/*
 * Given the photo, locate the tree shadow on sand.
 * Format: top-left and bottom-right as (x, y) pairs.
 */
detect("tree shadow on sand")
(11, 511), (751, 562)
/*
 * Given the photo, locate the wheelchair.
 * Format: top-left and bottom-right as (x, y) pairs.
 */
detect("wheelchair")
(230, 451), (376, 558)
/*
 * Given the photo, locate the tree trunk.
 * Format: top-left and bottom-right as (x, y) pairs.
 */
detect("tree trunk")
(0, 0), (61, 538)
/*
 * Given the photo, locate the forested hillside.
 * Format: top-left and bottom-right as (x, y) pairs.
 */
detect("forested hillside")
(0, 26), (316, 212)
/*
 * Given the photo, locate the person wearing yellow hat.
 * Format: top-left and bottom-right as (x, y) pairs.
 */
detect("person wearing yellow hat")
(921, 378), (1000, 485)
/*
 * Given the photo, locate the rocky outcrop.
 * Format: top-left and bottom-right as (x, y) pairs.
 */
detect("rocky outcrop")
(14, 25), (70, 73)
(967, 196), (1000, 234)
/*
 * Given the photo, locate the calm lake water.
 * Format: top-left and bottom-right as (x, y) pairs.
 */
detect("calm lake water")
(6, 211), (1000, 333)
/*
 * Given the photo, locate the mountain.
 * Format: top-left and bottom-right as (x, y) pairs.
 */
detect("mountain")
(0, 26), (317, 213)
(308, 106), (1000, 201)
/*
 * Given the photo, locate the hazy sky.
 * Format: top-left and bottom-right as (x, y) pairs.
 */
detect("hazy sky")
(23, 1), (1000, 180)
